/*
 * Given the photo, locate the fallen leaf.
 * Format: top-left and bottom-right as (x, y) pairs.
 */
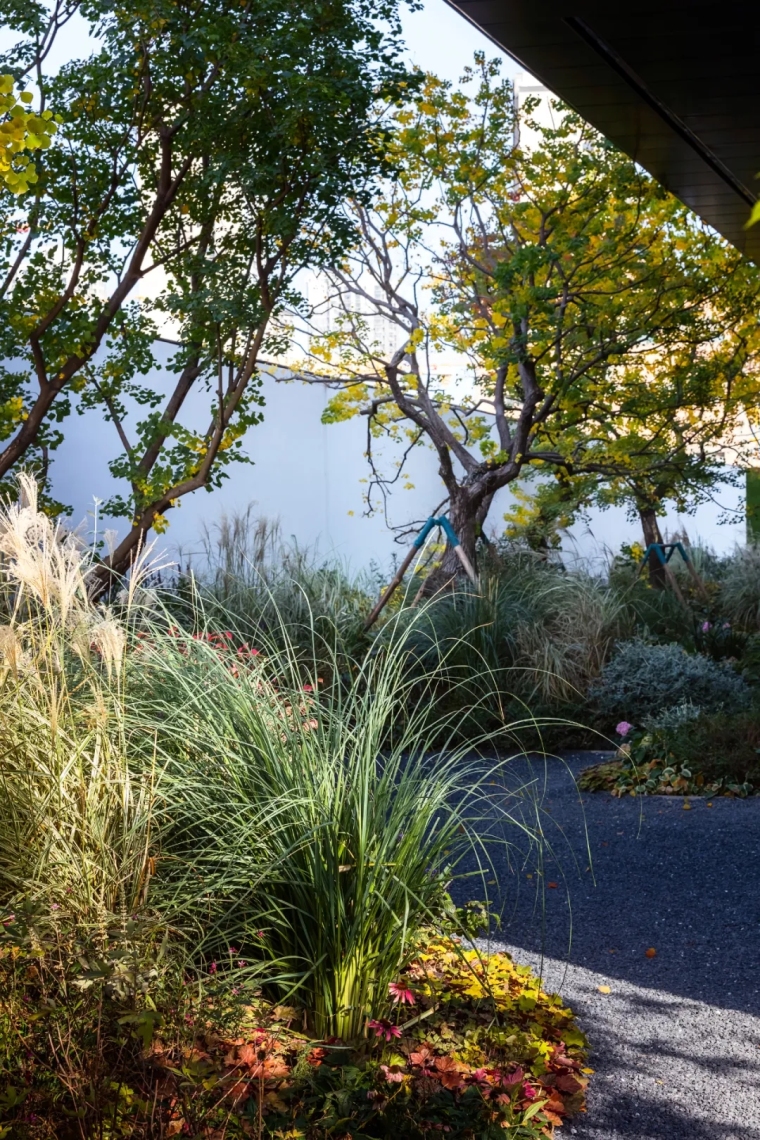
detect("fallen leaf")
(645, 948), (657, 958)
(683, 801), (691, 810)
(707, 802), (713, 807)
(582, 1067), (595, 1075)
(598, 985), (611, 994)
(547, 881), (558, 889)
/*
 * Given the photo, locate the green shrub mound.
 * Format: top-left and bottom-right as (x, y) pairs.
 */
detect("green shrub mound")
(589, 638), (750, 722)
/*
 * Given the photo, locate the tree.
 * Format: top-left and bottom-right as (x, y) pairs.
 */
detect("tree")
(0, 0), (413, 581)
(302, 58), (760, 586)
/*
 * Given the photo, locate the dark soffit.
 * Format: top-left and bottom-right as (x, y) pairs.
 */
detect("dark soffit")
(444, 0), (760, 261)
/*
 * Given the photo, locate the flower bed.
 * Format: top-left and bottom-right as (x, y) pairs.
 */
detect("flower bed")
(578, 755), (753, 798)
(578, 717), (754, 798)
(147, 937), (589, 1139)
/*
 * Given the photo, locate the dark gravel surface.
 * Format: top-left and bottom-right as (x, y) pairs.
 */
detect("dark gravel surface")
(458, 752), (760, 1140)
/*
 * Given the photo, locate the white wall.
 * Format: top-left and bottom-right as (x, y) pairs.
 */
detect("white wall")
(47, 340), (746, 575)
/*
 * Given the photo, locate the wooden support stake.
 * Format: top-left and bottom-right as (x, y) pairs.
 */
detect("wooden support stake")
(364, 543), (419, 630)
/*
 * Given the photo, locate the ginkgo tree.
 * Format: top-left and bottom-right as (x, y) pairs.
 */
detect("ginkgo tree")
(0, 74), (58, 193)
(302, 57), (760, 585)
(0, 0), (414, 585)
(504, 283), (760, 581)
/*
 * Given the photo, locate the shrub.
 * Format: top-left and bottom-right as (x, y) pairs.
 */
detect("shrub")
(590, 638), (750, 722)
(719, 543), (760, 632)
(0, 931), (588, 1138)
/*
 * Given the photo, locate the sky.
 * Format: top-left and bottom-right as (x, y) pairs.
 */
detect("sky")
(399, 0), (520, 84)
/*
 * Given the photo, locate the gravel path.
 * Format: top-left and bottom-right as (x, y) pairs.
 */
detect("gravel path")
(461, 752), (760, 1140)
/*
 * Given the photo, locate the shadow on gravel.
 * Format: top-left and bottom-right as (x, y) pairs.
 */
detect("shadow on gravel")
(568, 1091), (760, 1140)
(455, 752), (760, 1017)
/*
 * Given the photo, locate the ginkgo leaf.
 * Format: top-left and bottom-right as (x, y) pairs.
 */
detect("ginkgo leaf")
(598, 985), (611, 994)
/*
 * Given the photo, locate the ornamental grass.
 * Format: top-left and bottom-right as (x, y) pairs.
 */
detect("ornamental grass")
(0, 478), (586, 1137)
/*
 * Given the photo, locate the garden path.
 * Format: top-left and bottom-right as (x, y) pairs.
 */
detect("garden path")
(468, 753), (760, 1140)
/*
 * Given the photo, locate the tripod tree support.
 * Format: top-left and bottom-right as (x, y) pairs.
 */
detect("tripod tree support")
(639, 541), (709, 604)
(364, 515), (479, 630)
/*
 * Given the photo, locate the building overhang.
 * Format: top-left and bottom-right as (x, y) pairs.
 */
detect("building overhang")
(445, 1), (760, 260)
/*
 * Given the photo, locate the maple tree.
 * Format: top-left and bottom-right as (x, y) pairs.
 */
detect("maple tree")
(304, 57), (760, 584)
(0, 0), (413, 583)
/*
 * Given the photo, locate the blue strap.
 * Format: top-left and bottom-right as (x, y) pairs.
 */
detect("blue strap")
(412, 514), (461, 549)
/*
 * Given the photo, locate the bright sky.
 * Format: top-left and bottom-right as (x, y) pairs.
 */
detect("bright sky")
(400, 0), (520, 84)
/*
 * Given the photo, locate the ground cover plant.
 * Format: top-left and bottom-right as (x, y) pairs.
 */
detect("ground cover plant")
(0, 478), (587, 1138)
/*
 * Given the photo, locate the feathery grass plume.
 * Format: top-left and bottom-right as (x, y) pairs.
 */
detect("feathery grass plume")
(0, 477), (157, 929)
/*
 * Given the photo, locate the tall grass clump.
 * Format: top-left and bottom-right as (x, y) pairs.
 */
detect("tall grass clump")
(0, 475), (156, 928)
(0, 480), (548, 1044)
(719, 543), (760, 631)
(397, 551), (630, 725)
(134, 603), (542, 1041)
(184, 506), (377, 674)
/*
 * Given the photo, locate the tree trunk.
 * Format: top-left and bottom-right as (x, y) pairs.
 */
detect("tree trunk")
(639, 506), (667, 589)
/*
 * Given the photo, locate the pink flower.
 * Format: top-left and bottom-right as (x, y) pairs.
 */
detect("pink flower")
(367, 1018), (403, 1042)
(702, 621), (712, 632)
(237, 960), (245, 968)
(208, 961), (218, 974)
(303, 684), (314, 693)
(522, 1082), (538, 1100)
(388, 981), (416, 1005)
(615, 721), (633, 737)
(228, 946), (239, 955)
(380, 1063), (406, 1083)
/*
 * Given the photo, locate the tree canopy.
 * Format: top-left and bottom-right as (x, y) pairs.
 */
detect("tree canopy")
(0, 0), (414, 578)
(303, 58), (760, 579)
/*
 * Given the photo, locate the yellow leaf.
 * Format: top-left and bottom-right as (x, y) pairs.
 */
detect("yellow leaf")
(597, 985), (611, 994)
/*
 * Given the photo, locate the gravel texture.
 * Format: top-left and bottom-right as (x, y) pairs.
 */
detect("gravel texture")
(460, 752), (760, 1140)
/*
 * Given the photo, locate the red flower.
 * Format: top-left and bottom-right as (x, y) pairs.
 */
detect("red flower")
(303, 683), (314, 692)
(367, 1018), (402, 1042)
(388, 981), (416, 1005)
